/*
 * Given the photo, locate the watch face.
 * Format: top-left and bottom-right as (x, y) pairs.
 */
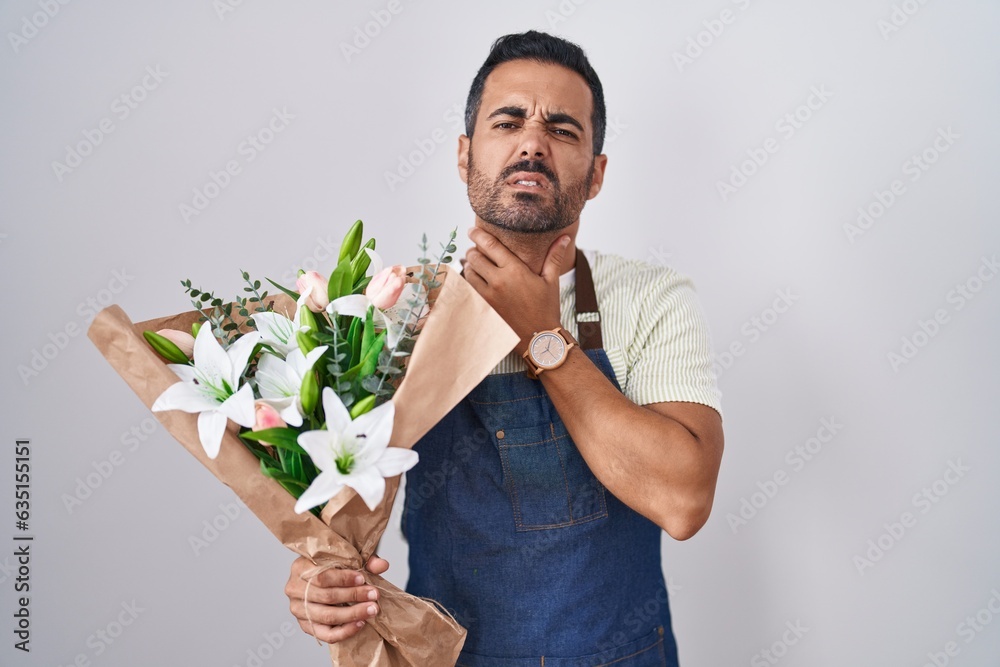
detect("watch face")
(530, 332), (566, 368)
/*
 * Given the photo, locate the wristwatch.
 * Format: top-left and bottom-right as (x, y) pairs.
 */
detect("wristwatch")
(522, 327), (577, 379)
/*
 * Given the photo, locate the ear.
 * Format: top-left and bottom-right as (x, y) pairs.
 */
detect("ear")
(587, 153), (608, 200)
(457, 135), (470, 185)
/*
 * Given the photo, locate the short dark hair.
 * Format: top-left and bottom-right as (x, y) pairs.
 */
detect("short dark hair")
(465, 30), (607, 155)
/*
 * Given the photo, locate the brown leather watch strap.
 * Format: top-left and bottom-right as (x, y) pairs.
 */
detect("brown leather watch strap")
(575, 249), (603, 350)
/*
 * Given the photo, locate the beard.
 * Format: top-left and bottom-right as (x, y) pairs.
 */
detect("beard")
(466, 148), (594, 234)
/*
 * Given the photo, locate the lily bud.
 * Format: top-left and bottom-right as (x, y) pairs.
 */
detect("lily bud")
(300, 370), (320, 415)
(349, 394), (376, 419)
(339, 219), (364, 264)
(296, 330), (317, 354)
(143, 329), (192, 364)
(366, 265), (408, 310)
(298, 304), (318, 334)
(157, 329), (195, 358)
(296, 271), (330, 313)
(253, 401), (286, 431)
(190, 322), (202, 339)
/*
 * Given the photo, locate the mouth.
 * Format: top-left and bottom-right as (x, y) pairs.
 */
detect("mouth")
(506, 172), (550, 190)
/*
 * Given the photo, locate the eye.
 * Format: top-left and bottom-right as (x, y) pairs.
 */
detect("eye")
(495, 122), (519, 130)
(551, 128), (578, 139)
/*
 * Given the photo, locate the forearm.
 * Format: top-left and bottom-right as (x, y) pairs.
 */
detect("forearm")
(539, 346), (721, 539)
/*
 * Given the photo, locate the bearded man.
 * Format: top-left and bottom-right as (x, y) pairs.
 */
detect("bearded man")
(285, 30), (724, 667)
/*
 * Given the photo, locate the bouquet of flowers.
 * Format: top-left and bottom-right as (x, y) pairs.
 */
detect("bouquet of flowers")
(87, 221), (519, 667)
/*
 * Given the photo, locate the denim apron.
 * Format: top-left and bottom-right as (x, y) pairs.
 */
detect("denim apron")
(404, 251), (679, 667)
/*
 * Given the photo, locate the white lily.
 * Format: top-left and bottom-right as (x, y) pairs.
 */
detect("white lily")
(255, 345), (328, 427)
(253, 291), (314, 357)
(326, 249), (422, 348)
(152, 326), (262, 459)
(294, 387), (417, 513)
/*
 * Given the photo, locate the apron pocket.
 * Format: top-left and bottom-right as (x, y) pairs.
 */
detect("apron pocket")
(495, 420), (608, 531)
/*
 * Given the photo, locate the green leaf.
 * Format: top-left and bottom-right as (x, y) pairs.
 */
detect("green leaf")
(242, 439), (281, 470)
(143, 331), (190, 364)
(359, 331), (385, 377)
(327, 256), (354, 302)
(241, 428), (305, 453)
(348, 315), (363, 368)
(260, 461), (308, 498)
(352, 275), (372, 295)
(351, 238), (377, 283)
(278, 447), (305, 485)
(266, 277), (300, 301)
(361, 307), (376, 358)
(377, 363), (404, 373)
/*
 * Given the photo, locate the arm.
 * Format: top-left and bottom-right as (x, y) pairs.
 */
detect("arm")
(537, 347), (723, 540)
(464, 229), (724, 540)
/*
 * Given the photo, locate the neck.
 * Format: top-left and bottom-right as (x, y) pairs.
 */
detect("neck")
(474, 219), (579, 275)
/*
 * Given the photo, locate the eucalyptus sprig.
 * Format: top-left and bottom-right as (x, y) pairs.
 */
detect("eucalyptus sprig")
(372, 229), (457, 398)
(180, 279), (243, 346)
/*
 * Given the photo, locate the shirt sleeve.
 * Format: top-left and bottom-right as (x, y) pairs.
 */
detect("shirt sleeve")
(622, 270), (723, 418)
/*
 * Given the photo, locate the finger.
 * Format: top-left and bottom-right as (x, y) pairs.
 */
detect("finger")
(299, 567), (368, 589)
(286, 579), (379, 606)
(290, 599), (379, 628)
(468, 227), (516, 268)
(290, 557), (365, 587)
(366, 555), (390, 575)
(541, 235), (572, 283)
(298, 618), (368, 644)
(464, 248), (498, 282)
(463, 265), (487, 291)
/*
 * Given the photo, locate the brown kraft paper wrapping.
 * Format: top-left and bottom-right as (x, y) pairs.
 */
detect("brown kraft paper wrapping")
(87, 265), (520, 667)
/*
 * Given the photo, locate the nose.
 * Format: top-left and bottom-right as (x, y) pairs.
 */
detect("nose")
(517, 123), (548, 160)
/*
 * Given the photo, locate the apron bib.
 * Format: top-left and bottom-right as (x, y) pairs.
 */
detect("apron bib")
(404, 251), (679, 667)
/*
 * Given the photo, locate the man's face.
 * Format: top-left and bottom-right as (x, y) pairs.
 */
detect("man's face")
(459, 59), (607, 234)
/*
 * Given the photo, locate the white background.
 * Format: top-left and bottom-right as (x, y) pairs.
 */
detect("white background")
(2, 1), (998, 665)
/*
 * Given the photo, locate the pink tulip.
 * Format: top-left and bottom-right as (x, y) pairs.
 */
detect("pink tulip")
(366, 265), (408, 310)
(295, 271), (330, 312)
(253, 401), (286, 431)
(156, 328), (195, 358)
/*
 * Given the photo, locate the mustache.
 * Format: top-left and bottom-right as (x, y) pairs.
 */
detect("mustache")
(499, 160), (558, 186)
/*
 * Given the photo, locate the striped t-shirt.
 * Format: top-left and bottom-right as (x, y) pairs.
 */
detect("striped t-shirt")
(489, 249), (723, 417)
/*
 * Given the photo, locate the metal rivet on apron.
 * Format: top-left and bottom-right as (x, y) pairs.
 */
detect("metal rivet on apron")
(496, 430), (505, 439)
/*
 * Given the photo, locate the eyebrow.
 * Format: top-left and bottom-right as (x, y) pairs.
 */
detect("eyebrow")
(486, 106), (585, 133)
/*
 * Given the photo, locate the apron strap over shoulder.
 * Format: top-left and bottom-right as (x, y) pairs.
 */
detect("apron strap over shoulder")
(575, 249), (603, 350)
